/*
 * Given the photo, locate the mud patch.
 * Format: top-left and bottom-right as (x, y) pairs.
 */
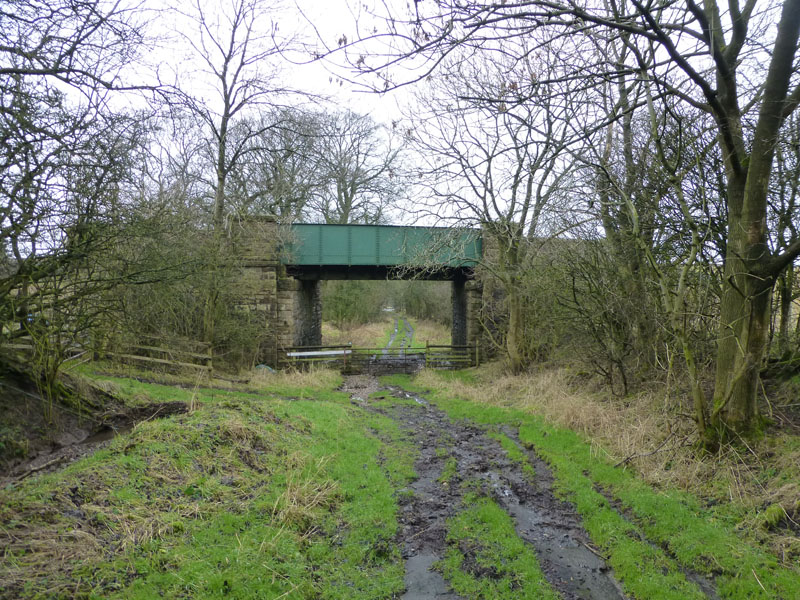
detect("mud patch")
(338, 375), (382, 402)
(371, 382), (627, 600)
(388, 402), (465, 599)
(1, 401), (188, 483)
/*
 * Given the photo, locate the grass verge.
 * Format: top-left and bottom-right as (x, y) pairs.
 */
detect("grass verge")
(1, 370), (415, 599)
(413, 365), (800, 563)
(408, 319), (451, 348)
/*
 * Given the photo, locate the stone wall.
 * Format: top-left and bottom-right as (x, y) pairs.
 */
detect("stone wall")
(234, 217), (288, 367)
(451, 279), (483, 363)
(297, 280), (322, 346)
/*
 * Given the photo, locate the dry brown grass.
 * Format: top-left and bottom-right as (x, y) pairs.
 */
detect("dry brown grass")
(322, 316), (450, 348)
(272, 453), (339, 533)
(410, 319), (451, 347)
(417, 362), (800, 560)
(248, 365), (342, 394)
(322, 317), (394, 347)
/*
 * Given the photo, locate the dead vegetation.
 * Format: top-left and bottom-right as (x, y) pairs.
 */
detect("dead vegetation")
(322, 315), (451, 348)
(322, 316), (394, 347)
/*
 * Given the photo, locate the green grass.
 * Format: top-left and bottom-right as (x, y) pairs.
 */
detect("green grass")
(438, 456), (458, 484)
(440, 495), (560, 599)
(6, 365), (797, 599)
(1, 378), (416, 599)
(385, 372), (800, 600)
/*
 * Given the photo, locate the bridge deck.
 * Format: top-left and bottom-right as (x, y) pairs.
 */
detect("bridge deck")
(284, 224), (482, 275)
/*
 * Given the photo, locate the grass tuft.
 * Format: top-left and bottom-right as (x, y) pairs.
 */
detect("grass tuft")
(440, 495), (560, 599)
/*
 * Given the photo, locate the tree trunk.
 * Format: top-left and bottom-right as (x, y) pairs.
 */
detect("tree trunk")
(711, 225), (773, 437)
(778, 269), (794, 357)
(506, 290), (524, 373)
(708, 0), (800, 438)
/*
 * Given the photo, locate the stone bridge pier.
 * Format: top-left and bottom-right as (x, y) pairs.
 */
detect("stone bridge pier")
(451, 278), (482, 349)
(236, 218), (483, 368)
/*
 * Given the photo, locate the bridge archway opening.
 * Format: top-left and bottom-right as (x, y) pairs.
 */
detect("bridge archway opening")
(318, 279), (452, 345)
(238, 220), (482, 367)
(284, 224), (482, 354)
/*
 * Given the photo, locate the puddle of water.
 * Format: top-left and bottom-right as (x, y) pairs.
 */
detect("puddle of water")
(402, 554), (461, 600)
(404, 392), (428, 406)
(501, 493), (624, 600)
(81, 424), (132, 445)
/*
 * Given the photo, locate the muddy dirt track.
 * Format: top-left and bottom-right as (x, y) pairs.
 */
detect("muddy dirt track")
(344, 376), (629, 600)
(383, 318), (415, 353)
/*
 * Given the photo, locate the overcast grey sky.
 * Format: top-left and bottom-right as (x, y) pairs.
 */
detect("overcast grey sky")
(139, 0), (408, 125)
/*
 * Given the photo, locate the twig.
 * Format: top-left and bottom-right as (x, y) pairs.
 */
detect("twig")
(752, 569), (767, 593)
(15, 455), (69, 481)
(614, 432), (676, 468)
(581, 540), (607, 559)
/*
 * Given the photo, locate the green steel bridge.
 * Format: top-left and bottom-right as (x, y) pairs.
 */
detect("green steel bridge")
(283, 223), (482, 280)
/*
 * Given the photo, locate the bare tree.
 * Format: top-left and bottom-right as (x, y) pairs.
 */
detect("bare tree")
(304, 109), (403, 224)
(408, 42), (579, 371)
(227, 108), (321, 221)
(0, 0), (150, 399)
(343, 0), (800, 440)
(167, 0), (301, 341)
(170, 0), (297, 231)
(770, 113), (800, 357)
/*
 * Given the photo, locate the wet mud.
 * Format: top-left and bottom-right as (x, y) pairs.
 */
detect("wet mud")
(1, 401), (188, 484)
(383, 318), (415, 354)
(363, 381), (628, 600)
(398, 318), (414, 350)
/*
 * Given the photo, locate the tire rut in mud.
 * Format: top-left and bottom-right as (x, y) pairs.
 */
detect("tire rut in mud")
(399, 318), (414, 350)
(372, 384), (628, 600)
(384, 318), (400, 353)
(358, 319), (423, 375)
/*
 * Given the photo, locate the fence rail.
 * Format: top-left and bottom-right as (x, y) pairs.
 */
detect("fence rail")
(2, 335), (213, 374)
(106, 338), (213, 373)
(282, 343), (478, 374)
(2, 336), (86, 359)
